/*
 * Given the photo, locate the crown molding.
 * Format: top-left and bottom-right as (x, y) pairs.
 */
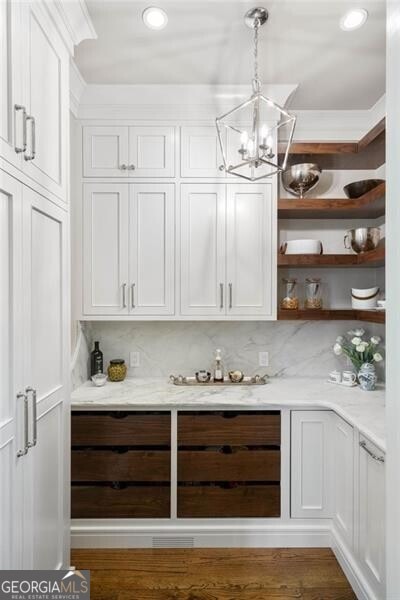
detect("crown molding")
(44, 0), (97, 55)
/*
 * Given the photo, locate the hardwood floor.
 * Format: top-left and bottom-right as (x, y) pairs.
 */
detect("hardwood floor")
(71, 548), (357, 600)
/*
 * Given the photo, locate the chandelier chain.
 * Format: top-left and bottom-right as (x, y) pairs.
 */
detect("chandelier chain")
(253, 19), (260, 92)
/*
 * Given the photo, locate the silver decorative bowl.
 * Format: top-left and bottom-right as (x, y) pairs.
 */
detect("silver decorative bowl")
(281, 163), (322, 198)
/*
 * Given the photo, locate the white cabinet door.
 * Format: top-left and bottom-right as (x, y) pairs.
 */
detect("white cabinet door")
(358, 436), (386, 599)
(0, 0), (24, 169)
(22, 187), (69, 569)
(20, 2), (68, 201)
(129, 184), (175, 315)
(291, 410), (334, 519)
(129, 126), (175, 177)
(83, 126), (129, 177)
(333, 415), (354, 549)
(180, 184), (226, 316)
(226, 184), (274, 317)
(83, 184), (129, 315)
(0, 172), (23, 569)
(181, 126), (225, 177)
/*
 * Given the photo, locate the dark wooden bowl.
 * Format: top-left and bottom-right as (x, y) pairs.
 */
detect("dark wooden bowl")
(343, 179), (384, 199)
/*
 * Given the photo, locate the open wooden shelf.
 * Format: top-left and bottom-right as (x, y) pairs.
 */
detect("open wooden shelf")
(278, 309), (385, 324)
(278, 182), (385, 220)
(278, 244), (385, 268)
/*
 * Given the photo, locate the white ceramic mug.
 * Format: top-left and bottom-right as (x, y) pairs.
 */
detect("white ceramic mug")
(329, 370), (342, 383)
(342, 371), (357, 385)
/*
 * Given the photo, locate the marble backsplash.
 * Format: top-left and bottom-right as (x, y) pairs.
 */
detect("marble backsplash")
(72, 320), (385, 388)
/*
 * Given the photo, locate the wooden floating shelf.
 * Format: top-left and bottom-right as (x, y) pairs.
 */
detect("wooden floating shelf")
(278, 182), (385, 220)
(278, 309), (385, 324)
(278, 245), (385, 268)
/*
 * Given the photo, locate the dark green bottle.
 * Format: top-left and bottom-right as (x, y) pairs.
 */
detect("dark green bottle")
(90, 341), (103, 375)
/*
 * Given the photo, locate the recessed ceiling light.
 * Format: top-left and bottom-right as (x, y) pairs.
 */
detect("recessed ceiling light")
(142, 7), (168, 30)
(340, 8), (368, 31)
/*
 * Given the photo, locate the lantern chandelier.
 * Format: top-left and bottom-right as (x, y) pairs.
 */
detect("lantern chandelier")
(216, 7), (296, 181)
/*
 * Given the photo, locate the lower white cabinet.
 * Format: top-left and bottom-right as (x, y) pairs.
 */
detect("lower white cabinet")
(180, 183), (275, 318)
(333, 414), (354, 548)
(83, 183), (175, 316)
(358, 435), (386, 599)
(291, 410), (334, 518)
(0, 170), (69, 569)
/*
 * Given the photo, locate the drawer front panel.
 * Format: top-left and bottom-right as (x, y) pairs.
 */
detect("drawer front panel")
(71, 450), (171, 482)
(178, 485), (280, 518)
(71, 485), (170, 518)
(71, 413), (171, 446)
(178, 412), (281, 446)
(178, 449), (280, 482)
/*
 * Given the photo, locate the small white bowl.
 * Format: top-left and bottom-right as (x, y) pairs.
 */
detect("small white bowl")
(91, 373), (107, 387)
(283, 239), (323, 255)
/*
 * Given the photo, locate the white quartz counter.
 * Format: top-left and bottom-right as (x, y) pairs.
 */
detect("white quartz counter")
(71, 376), (386, 451)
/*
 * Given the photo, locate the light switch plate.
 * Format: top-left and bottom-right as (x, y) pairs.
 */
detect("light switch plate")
(259, 351), (269, 367)
(130, 351), (140, 368)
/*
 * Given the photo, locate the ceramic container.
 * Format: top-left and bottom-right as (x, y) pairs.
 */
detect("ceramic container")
(358, 363), (378, 391)
(282, 239), (323, 255)
(351, 286), (380, 309)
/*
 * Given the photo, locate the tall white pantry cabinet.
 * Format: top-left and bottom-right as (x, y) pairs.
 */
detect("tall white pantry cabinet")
(0, 0), (93, 570)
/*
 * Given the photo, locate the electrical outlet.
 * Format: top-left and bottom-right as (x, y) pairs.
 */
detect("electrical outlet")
(130, 351), (140, 368)
(259, 351), (269, 367)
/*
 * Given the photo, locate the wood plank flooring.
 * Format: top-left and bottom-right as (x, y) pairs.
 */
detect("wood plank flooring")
(71, 548), (357, 600)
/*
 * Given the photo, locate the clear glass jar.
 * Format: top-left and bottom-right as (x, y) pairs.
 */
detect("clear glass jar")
(305, 277), (323, 310)
(280, 278), (299, 310)
(107, 359), (127, 382)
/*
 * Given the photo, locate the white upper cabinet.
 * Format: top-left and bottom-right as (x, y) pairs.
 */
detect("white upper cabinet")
(226, 184), (273, 317)
(358, 435), (386, 599)
(129, 183), (174, 315)
(20, 2), (69, 201)
(180, 184), (226, 316)
(83, 126), (129, 177)
(332, 415), (354, 549)
(291, 410), (334, 519)
(83, 183), (175, 317)
(83, 184), (130, 315)
(83, 126), (175, 178)
(181, 126), (225, 178)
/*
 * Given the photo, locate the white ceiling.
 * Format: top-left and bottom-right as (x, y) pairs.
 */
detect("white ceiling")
(75, 0), (386, 110)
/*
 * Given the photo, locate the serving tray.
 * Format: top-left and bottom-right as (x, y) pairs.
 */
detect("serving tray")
(169, 375), (268, 386)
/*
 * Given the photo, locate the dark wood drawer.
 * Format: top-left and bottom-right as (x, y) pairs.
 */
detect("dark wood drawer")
(178, 484), (280, 518)
(71, 485), (170, 518)
(72, 450), (170, 482)
(178, 449), (280, 482)
(178, 412), (281, 446)
(71, 412), (171, 446)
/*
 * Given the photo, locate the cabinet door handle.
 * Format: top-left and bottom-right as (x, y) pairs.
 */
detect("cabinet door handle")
(219, 283), (224, 309)
(122, 283), (127, 308)
(17, 392), (29, 458)
(359, 440), (385, 463)
(128, 164), (135, 170)
(26, 386), (37, 448)
(218, 164), (225, 171)
(229, 283), (233, 309)
(120, 164), (128, 170)
(131, 283), (136, 309)
(14, 104), (27, 153)
(24, 115), (36, 161)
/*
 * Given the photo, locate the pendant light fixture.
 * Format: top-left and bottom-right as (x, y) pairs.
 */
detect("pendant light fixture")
(216, 7), (296, 181)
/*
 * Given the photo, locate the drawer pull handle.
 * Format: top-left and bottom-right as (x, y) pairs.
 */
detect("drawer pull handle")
(110, 411), (129, 419)
(359, 441), (385, 463)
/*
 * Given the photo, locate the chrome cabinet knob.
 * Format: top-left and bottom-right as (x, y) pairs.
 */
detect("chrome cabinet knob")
(120, 164), (128, 170)
(128, 164), (135, 170)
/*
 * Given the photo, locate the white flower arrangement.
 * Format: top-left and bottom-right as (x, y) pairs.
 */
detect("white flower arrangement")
(333, 329), (384, 370)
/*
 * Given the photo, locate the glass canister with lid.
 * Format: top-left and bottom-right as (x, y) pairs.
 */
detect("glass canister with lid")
(280, 278), (299, 310)
(107, 359), (127, 382)
(305, 277), (323, 310)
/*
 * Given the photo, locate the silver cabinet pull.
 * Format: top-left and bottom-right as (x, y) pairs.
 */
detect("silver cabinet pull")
(229, 282), (233, 309)
(17, 392), (29, 458)
(14, 104), (27, 153)
(219, 283), (224, 309)
(128, 164), (135, 170)
(24, 115), (36, 161)
(120, 164), (128, 170)
(122, 283), (127, 308)
(26, 386), (37, 448)
(131, 283), (136, 309)
(218, 164), (225, 171)
(360, 440), (385, 463)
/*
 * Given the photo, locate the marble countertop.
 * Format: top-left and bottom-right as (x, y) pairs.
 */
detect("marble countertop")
(71, 376), (386, 451)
